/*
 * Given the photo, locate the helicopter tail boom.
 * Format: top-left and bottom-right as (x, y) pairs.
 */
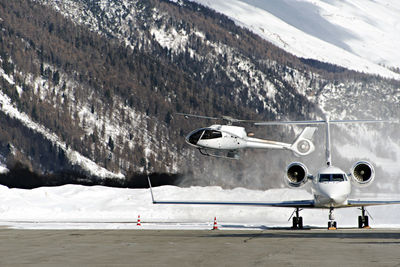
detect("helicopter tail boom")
(243, 127), (317, 156)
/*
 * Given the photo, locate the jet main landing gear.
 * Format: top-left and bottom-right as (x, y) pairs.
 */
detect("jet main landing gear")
(290, 208), (303, 229)
(358, 206), (371, 229)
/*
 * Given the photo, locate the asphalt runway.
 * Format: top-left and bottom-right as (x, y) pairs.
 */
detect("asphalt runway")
(0, 228), (400, 266)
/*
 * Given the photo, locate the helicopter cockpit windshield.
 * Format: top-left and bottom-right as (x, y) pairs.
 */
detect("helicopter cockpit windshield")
(187, 129), (222, 145)
(188, 129), (204, 145)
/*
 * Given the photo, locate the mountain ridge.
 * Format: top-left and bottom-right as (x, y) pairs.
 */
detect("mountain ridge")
(0, 0), (399, 189)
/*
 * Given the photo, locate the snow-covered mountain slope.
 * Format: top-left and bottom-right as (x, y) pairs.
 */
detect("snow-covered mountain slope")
(191, 0), (400, 79)
(0, 76), (124, 179)
(2, 0), (399, 188)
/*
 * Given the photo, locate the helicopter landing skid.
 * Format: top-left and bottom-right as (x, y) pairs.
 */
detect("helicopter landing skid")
(198, 148), (240, 160)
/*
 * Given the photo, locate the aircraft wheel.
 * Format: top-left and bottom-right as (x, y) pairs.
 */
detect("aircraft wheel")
(358, 216), (363, 228)
(298, 217), (303, 229)
(292, 217), (298, 229)
(358, 215), (369, 228)
(328, 221), (337, 230)
(364, 216), (369, 227)
(292, 217), (303, 229)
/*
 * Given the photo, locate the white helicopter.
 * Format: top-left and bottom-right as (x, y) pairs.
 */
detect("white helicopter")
(149, 117), (400, 229)
(177, 113), (317, 159)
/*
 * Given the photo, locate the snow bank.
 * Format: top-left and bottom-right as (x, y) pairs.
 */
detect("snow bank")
(1, 184), (400, 229)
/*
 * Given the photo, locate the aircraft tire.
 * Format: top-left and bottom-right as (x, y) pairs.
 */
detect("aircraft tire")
(358, 216), (363, 228)
(328, 221), (337, 229)
(298, 217), (303, 229)
(364, 216), (369, 227)
(292, 217), (298, 229)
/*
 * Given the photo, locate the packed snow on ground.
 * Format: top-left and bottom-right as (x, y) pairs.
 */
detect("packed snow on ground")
(0, 183), (400, 230)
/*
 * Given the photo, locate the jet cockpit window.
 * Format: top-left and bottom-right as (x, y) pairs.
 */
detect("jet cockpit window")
(319, 174), (331, 182)
(319, 173), (345, 182)
(201, 130), (222, 140)
(332, 174), (344, 181)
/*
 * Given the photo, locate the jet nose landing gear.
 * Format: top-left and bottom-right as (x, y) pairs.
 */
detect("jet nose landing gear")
(328, 207), (337, 230)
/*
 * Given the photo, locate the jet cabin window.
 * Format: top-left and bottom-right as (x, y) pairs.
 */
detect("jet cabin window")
(201, 130), (222, 140)
(319, 174), (345, 182)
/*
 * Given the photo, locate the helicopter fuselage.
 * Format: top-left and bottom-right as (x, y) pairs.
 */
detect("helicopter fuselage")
(186, 125), (292, 151)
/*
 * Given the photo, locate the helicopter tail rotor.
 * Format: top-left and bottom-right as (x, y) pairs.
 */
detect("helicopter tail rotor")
(290, 127), (317, 156)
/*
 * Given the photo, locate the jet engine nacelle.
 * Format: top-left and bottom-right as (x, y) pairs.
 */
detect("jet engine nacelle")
(286, 162), (309, 188)
(350, 161), (375, 187)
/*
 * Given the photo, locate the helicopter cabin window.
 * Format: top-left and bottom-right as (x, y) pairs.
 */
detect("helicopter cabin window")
(201, 130), (222, 140)
(319, 173), (345, 182)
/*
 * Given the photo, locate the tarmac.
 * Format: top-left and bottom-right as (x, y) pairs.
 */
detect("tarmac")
(0, 228), (400, 266)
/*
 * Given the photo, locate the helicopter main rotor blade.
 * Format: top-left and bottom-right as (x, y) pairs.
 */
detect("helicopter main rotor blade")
(255, 119), (391, 126)
(175, 113), (220, 120)
(221, 116), (259, 123)
(176, 113), (258, 124)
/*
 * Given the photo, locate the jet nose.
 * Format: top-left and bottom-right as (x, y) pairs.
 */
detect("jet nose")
(329, 194), (347, 204)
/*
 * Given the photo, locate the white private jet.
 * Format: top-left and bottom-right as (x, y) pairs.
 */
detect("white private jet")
(177, 113), (317, 159)
(149, 118), (400, 229)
